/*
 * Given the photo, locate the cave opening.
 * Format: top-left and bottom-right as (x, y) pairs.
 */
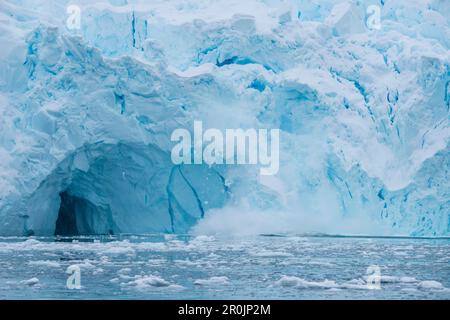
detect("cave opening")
(54, 191), (80, 236)
(54, 191), (115, 236)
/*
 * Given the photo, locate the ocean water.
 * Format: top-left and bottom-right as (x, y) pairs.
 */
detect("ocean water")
(0, 234), (448, 299)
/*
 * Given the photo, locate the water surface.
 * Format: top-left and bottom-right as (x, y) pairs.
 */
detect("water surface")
(0, 234), (448, 299)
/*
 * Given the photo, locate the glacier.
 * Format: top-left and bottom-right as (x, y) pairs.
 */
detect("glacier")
(0, 0), (449, 237)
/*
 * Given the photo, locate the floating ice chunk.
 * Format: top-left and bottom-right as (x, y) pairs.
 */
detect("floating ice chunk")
(399, 276), (418, 283)
(136, 275), (170, 288)
(125, 275), (171, 288)
(194, 276), (230, 286)
(275, 275), (300, 287)
(418, 280), (445, 290)
(278, 275), (423, 291)
(21, 278), (39, 286)
(109, 278), (120, 283)
(276, 276), (338, 289)
(93, 268), (104, 275)
(118, 267), (132, 275)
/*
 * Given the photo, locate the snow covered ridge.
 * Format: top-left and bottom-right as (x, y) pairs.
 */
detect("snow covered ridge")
(0, 0), (448, 236)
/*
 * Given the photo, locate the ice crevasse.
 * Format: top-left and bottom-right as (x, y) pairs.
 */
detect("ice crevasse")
(0, 0), (448, 236)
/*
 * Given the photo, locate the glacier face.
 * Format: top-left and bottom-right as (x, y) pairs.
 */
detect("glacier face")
(0, 0), (448, 236)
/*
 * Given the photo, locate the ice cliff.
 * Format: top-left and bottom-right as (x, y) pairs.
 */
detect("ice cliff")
(0, 0), (448, 236)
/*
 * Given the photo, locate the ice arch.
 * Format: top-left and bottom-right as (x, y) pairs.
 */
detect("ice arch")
(17, 142), (227, 236)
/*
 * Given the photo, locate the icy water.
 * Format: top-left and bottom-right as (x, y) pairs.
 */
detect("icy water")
(0, 234), (448, 299)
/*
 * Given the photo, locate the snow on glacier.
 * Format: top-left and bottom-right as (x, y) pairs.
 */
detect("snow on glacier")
(0, 0), (449, 236)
